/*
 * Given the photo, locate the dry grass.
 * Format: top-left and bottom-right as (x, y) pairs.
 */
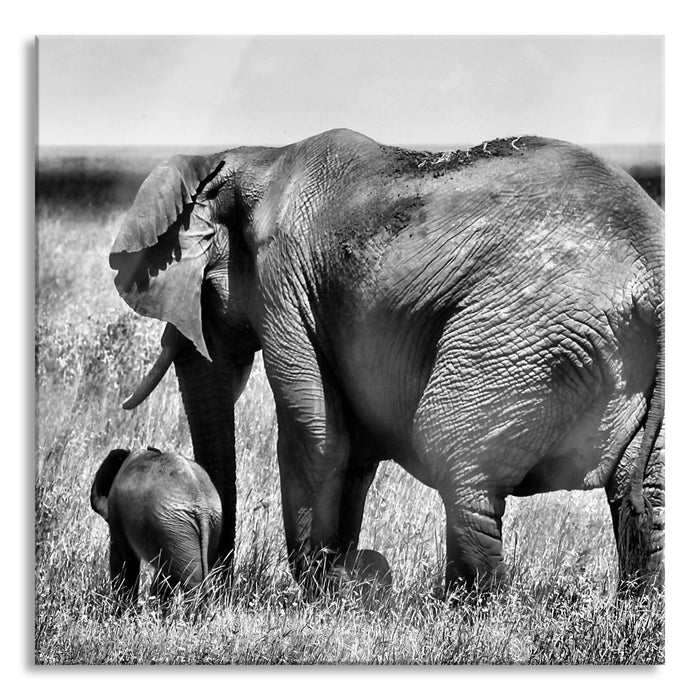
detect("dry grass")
(34, 153), (664, 665)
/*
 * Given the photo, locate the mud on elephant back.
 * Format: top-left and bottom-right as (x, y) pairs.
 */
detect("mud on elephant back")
(109, 128), (664, 599)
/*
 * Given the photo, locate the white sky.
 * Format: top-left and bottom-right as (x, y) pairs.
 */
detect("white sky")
(38, 35), (663, 147)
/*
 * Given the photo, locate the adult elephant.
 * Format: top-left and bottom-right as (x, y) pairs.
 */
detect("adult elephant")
(109, 129), (664, 595)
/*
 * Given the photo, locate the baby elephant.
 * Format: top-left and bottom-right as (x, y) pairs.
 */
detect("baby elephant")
(90, 447), (222, 609)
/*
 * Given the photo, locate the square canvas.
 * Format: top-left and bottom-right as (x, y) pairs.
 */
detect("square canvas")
(35, 35), (664, 665)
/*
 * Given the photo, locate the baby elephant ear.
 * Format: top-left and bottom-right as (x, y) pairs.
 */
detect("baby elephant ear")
(90, 449), (131, 521)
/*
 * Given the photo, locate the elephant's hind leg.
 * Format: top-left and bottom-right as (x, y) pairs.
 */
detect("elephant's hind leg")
(150, 567), (176, 610)
(160, 526), (207, 594)
(607, 424), (665, 592)
(335, 456), (392, 593)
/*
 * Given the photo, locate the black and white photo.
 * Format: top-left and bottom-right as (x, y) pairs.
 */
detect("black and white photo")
(35, 34), (664, 665)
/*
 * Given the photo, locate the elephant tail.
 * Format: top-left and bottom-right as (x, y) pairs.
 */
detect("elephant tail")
(618, 298), (665, 589)
(195, 511), (212, 588)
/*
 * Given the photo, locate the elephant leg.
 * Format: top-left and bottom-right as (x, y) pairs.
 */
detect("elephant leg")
(174, 343), (252, 570)
(147, 548), (184, 612)
(440, 488), (507, 596)
(277, 454), (315, 586)
(606, 429), (641, 559)
(150, 568), (168, 600)
(337, 454), (379, 552)
(334, 455), (392, 594)
(109, 540), (140, 612)
(607, 497), (622, 547)
(150, 569), (176, 612)
(638, 440), (665, 587)
(264, 309), (355, 594)
(607, 424), (665, 592)
(277, 444), (390, 597)
(165, 526), (206, 597)
(276, 410), (348, 595)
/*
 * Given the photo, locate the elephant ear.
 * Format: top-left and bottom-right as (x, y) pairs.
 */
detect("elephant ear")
(91, 448), (131, 521)
(109, 155), (227, 360)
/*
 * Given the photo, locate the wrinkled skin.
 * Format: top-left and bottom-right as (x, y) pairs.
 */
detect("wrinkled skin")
(91, 447), (222, 607)
(110, 129), (664, 595)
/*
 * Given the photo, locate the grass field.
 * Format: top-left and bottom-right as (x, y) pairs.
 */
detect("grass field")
(34, 146), (664, 665)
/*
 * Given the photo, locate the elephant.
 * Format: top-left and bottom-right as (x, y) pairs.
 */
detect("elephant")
(109, 128), (664, 596)
(90, 447), (222, 607)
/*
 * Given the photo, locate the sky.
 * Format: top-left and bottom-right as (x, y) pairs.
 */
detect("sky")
(39, 35), (663, 148)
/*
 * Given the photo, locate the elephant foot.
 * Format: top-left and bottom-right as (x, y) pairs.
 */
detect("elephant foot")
(442, 565), (508, 607)
(335, 549), (392, 583)
(442, 579), (505, 608)
(297, 548), (392, 604)
(327, 549), (392, 605)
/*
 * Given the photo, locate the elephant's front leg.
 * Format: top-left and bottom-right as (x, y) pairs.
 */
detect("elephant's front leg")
(337, 453), (379, 552)
(440, 487), (507, 597)
(265, 312), (390, 596)
(174, 342), (252, 569)
(276, 405), (349, 593)
(109, 540), (140, 613)
(277, 412), (392, 596)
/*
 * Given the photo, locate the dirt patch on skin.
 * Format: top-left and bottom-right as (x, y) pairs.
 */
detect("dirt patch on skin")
(388, 136), (548, 178)
(383, 195), (425, 235)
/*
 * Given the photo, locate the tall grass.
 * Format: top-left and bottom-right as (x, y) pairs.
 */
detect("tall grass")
(34, 153), (664, 665)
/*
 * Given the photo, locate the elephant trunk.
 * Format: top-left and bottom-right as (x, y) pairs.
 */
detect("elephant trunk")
(174, 346), (238, 568)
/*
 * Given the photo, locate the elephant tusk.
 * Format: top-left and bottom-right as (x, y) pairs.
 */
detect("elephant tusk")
(122, 345), (179, 410)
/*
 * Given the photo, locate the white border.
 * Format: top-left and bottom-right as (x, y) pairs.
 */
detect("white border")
(10, 1), (695, 695)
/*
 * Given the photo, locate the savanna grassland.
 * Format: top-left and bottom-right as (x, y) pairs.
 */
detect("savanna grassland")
(35, 145), (664, 665)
